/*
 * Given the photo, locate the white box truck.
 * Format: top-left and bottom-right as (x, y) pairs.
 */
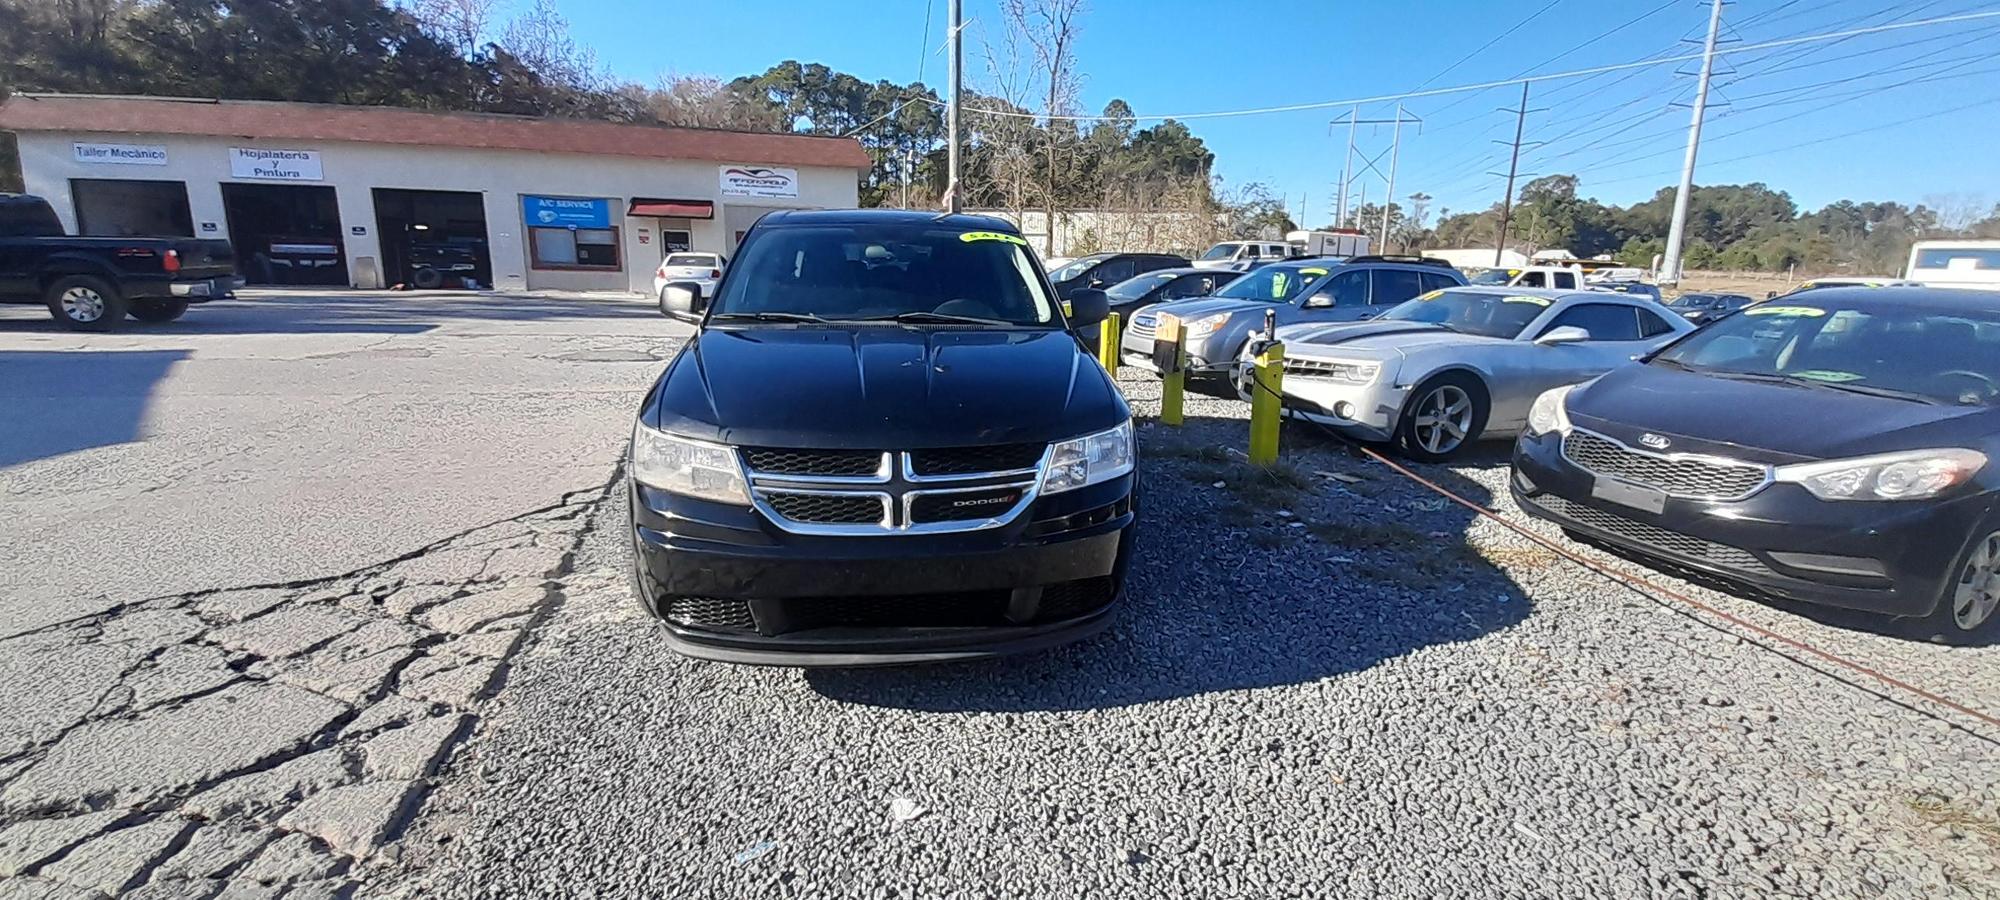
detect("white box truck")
(1286, 229), (1372, 258)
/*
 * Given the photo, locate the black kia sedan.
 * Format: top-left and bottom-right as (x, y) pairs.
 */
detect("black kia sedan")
(1511, 288), (2000, 640)
(631, 210), (1138, 665)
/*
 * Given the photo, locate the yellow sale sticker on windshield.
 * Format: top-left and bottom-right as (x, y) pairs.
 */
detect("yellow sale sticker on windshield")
(1417, 290), (1445, 301)
(1746, 305), (1826, 317)
(958, 231), (1028, 246)
(1503, 295), (1552, 306)
(1300, 267), (1329, 276)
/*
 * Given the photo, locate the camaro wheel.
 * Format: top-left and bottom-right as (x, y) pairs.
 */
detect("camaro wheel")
(45, 275), (129, 332)
(1397, 373), (1488, 462)
(1934, 528), (2000, 640)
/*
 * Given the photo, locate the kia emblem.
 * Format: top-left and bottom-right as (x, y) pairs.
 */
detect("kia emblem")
(1639, 433), (1672, 450)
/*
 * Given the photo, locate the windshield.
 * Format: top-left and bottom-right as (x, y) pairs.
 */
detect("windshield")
(1378, 289), (1549, 339)
(1047, 255), (1106, 282)
(1653, 299), (2000, 406)
(665, 254), (715, 267)
(708, 225), (1057, 326)
(1668, 295), (1716, 309)
(1468, 269), (1517, 286)
(1200, 243), (1241, 261)
(1106, 271), (1178, 302)
(1213, 265), (1328, 303)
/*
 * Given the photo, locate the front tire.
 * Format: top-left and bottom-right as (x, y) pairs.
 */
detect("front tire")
(1396, 373), (1489, 462)
(1923, 526), (2000, 643)
(129, 299), (190, 322)
(46, 275), (129, 332)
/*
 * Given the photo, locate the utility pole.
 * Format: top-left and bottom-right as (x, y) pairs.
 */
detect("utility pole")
(1660, 0), (1725, 286)
(945, 0), (963, 214)
(1380, 101), (1406, 249)
(1339, 105), (1358, 228)
(1493, 82), (1532, 267)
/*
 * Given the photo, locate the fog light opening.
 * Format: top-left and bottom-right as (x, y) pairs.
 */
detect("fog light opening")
(1332, 401), (1356, 420)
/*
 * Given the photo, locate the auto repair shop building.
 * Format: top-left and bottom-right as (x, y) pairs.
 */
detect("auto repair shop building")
(0, 93), (869, 294)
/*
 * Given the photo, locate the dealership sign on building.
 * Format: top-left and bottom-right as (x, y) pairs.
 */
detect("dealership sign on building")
(230, 148), (323, 181)
(520, 195), (613, 229)
(72, 142), (168, 166)
(719, 165), (799, 199)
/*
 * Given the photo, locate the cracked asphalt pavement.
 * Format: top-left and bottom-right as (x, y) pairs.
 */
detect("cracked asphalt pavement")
(3, 293), (1996, 899)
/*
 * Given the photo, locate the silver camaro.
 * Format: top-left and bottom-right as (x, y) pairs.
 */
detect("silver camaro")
(1241, 286), (1696, 461)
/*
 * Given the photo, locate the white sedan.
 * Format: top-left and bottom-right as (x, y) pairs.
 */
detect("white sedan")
(653, 252), (728, 316)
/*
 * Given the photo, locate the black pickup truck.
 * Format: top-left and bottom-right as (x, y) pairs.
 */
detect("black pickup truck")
(0, 193), (240, 331)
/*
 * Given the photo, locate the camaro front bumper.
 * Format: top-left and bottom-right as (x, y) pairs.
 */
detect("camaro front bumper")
(1512, 430), (1992, 618)
(629, 475), (1137, 665)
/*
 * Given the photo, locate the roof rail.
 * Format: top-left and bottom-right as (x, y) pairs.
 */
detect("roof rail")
(1344, 254), (1456, 269)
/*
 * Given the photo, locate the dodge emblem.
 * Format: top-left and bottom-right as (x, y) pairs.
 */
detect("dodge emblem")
(1639, 433), (1672, 450)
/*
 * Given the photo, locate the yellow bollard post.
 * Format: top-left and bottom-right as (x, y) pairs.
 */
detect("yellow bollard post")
(1248, 341), (1285, 466)
(1160, 339), (1187, 426)
(1098, 311), (1120, 374)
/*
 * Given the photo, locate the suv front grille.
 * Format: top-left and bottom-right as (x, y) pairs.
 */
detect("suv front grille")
(743, 448), (883, 478)
(908, 486), (1028, 523)
(909, 443), (1045, 476)
(1535, 494), (1770, 575)
(763, 491), (886, 524)
(1561, 430), (1768, 500)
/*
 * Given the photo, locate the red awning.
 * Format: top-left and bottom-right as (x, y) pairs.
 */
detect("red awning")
(628, 198), (714, 219)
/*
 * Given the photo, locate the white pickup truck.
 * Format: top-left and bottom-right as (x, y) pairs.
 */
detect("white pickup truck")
(1466, 264), (1588, 290)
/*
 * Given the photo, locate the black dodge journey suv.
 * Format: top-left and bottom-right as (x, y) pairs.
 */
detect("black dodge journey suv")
(630, 210), (1138, 665)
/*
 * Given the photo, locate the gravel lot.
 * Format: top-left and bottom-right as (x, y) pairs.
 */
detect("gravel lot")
(383, 368), (1999, 899)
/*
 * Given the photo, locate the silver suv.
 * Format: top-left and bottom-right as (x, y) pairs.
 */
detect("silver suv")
(1120, 257), (1467, 386)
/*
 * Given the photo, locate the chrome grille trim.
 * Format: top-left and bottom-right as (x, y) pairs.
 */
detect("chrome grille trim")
(901, 481), (1039, 533)
(744, 446), (1052, 535)
(750, 488), (893, 535)
(742, 450), (892, 485)
(1560, 427), (1771, 501)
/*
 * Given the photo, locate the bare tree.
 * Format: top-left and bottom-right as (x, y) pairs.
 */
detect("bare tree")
(407, 0), (497, 54)
(974, 18), (1043, 229)
(1001, 0), (1086, 257)
(644, 73), (785, 131)
(499, 0), (602, 91)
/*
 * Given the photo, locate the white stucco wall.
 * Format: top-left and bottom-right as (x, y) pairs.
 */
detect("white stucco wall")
(13, 132), (860, 293)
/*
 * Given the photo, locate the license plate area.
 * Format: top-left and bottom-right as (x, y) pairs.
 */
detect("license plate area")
(1591, 477), (1667, 515)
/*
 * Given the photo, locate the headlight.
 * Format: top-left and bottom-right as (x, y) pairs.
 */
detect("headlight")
(1524, 385), (1576, 436)
(1290, 359), (1380, 384)
(1774, 449), (1986, 502)
(1042, 420), (1135, 494)
(629, 422), (750, 504)
(1182, 313), (1230, 339)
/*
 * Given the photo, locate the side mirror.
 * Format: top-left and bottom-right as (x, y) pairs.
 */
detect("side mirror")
(661, 281), (703, 316)
(1535, 325), (1590, 346)
(1066, 288), (1110, 330)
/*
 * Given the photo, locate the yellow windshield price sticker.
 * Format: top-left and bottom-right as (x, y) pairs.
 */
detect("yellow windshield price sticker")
(1300, 267), (1329, 276)
(1746, 305), (1826, 317)
(1503, 295), (1552, 306)
(1417, 290), (1445, 301)
(958, 231), (1028, 246)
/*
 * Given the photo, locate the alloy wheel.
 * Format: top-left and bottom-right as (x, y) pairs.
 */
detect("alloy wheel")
(1411, 385), (1474, 456)
(61, 286), (106, 322)
(1953, 530), (2000, 631)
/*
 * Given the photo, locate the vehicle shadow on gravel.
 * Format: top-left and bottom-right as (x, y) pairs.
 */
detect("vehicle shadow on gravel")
(808, 416), (1536, 712)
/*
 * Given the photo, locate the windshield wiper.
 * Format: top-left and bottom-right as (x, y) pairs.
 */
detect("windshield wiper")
(709, 311), (832, 324)
(1650, 357), (1702, 372)
(845, 311), (1017, 326)
(1708, 370), (1939, 404)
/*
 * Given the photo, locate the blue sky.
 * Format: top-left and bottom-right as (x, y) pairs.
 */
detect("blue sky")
(557, 0), (2000, 226)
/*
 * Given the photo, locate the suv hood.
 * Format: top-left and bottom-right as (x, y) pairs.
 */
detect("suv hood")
(1135, 297), (1270, 321)
(1570, 364), (1997, 463)
(650, 326), (1128, 449)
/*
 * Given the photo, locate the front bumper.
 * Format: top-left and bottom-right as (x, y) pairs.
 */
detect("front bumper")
(165, 276), (243, 301)
(629, 475), (1137, 665)
(1118, 325), (1230, 378)
(1243, 369), (1405, 442)
(1511, 430), (1991, 618)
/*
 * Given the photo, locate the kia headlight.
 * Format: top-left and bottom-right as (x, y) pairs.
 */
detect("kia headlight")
(1774, 449), (1985, 502)
(1524, 385), (1576, 437)
(629, 421), (750, 504)
(1042, 420), (1135, 494)
(1182, 313), (1231, 340)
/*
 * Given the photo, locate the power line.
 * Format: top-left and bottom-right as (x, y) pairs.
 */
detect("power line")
(1409, 0), (1565, 92)
(1423, 0), (1684, 120)
(939, 9), (2000, 122)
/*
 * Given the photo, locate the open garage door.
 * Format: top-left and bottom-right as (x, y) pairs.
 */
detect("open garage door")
(372, 188), (491, 290)
(71, 179), (194, 237)
(221, 183), (347, 286)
